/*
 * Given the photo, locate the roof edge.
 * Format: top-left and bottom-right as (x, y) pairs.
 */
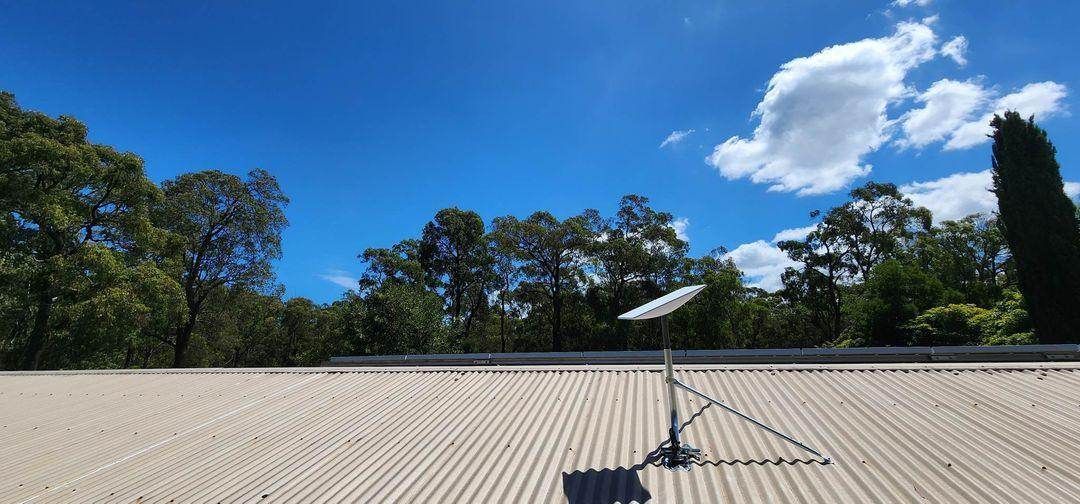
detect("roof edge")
(2, 361), (1079, 376)
(3, 345), (1076, 376)
(327, 344), (1080, 367)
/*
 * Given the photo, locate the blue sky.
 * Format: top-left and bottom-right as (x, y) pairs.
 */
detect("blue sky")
(2, 1), (1078, 301)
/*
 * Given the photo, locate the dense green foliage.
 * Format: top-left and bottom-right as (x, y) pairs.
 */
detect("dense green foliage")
(990, 112), (1080, 343)
(2, 93), (1077, 370)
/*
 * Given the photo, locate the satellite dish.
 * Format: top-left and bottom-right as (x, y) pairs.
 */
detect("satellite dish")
(619, 284), (831, 470)
(617, 285), (706, 320)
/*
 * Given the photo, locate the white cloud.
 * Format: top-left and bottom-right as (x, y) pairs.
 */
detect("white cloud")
(722, 240), (797, 291)
(318, 269), (359, 290)
(940, 35), (968, 66)
(771, 224), (817, 243)
(901, 169), (1080, 223)
(945, 81), (1069, 150)
(1066, 182), (1080, 198)
(897, 79), (990, 149)
(900, 170), (996, 222)
(707, 21), (938, 195)
(670, 217), (690, 242)
(659, 129), (695, 148)
(892, 0), (932, 6)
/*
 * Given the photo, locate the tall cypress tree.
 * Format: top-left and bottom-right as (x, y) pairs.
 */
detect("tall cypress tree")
(990, 111), (1080, 343)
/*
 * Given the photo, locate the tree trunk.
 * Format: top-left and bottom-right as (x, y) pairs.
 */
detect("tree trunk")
(499, 301), (506, 353)
(282, 332), (297, 367)
(20, 285), (54, 370)
(827, 268), (842, 342)
(461, 289), (484, 351)
(123, 343), (134, 368)
(172, 316), (196, 368)
(612, 281), (627, 350)
(552, 267), (563, 352)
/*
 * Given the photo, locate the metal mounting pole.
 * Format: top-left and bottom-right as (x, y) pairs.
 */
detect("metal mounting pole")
(659, 315), (699, 470)
(661, 316), (680, 450)
(673, 378), (831, 464)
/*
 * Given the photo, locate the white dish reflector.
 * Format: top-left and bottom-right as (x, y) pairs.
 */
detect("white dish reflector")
(617, 285), (707, 320)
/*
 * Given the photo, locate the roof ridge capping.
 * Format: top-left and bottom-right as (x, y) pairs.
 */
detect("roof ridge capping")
(328, 344), (1080, 367)
(3, 345), (1076, 376)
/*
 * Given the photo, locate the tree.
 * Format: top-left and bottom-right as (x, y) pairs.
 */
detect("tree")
(419, 208), (492, 349)
(280, 297), (326, 366)
(585, 195), (687, 349)
(914, 215), (1010, 306)
(0, 92), (161, 369)
(156, 169), (288, 367)
(491, 212), (591, 352)
(489, 232), (521, 352)
(358, 239), (426, 292)
(825, 182), (931, 281)
(53, 249), (184, 368)
(990, 111), (1080, 343)
(359, 282), (449, 355)
(195, 286), (285, 367)
(778, 183), (932, 344)
(675, 255), (756, 349)
(840, 259), (943, 347)
(778, 220), (846, 343)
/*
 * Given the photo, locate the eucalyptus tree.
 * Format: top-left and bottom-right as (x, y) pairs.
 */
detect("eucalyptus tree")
(825, 182), (932, 282)
(488, 231), (521, 352)
(584, 194), (687, 348)
(777, 217), (847, 343)
(358, 239), (426, 292)
(840, 259), (944, 347)
(491, 211), (592, 352)
(357, 237), (454, 353)
(419, 208), (493, 347)
(0, 92), (161, 369)
(280, 297), (322, 366)
(914, 215), (1010, 306)
(156, 169), (288, 367)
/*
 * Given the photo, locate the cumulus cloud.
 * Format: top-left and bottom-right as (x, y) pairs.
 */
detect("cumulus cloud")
(670, 217), (690, 242)
(945, 81), (1068, 150)
(940, 35), (968, 65)
(659, 129), (695, 148)
(318, 269), (359, 290)
(722, 240), (797, 291)
(900, 170), (996, 222)
(897, 79), (990, 149)
(1066, 182), (1080, 197)
(771, 224), (817, 243)
(707, 21), (938, 195)
(892, 0), (932, 6)
(901, 169), (1080, 223)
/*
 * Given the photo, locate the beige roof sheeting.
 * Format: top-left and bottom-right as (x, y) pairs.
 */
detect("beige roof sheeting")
(1, 363), (1078, 503)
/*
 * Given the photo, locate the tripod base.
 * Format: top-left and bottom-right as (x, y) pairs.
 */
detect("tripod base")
(660, 442), (701, 471)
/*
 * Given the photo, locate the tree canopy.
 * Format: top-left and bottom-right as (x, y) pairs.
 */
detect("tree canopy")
(990, 111), (1080, 343)
(2, 93), (1078, 371)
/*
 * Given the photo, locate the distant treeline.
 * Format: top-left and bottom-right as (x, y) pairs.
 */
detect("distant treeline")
(2, 92), (1079, 370)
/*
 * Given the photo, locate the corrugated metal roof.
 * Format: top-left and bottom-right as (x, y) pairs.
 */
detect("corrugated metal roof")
(2, 363), (1078, 503)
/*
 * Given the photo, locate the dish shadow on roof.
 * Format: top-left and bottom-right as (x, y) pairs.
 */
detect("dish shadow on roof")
(561, 402), (827, 503)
